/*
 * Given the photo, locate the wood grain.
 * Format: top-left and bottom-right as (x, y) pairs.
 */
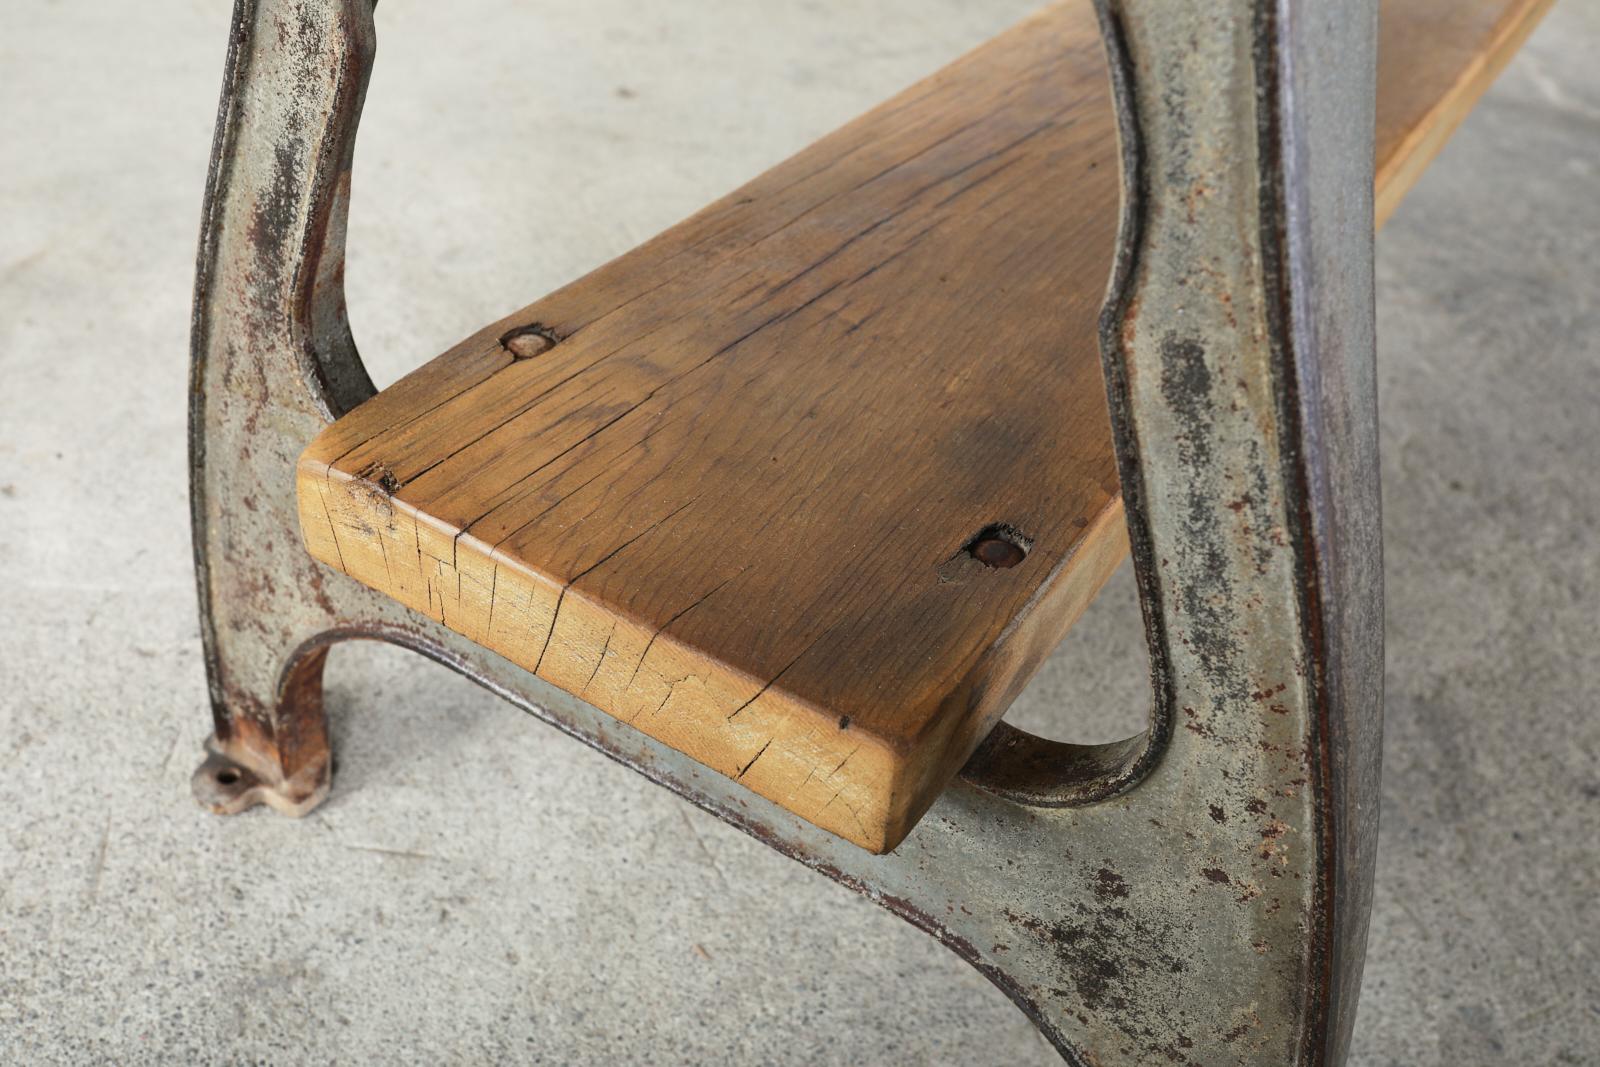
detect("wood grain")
(1376, 0), (1556, 226)
(298, 0), (1549, 852)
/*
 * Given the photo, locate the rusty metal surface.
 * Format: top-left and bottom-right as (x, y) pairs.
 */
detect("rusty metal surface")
(1087, 0), (1383, 1059)
(188, 0), (1382, 1063)
(188, 0), (376, 808)
(1272, 6), (1386, 1061)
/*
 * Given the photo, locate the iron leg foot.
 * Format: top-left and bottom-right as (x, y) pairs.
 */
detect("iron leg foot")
(191, 736), (331, 817)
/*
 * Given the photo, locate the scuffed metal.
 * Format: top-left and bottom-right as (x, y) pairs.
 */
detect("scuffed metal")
(188, 0), (377, 804)
(1089, 0), (1383, 1061)
(187, 1), (1382, 1063)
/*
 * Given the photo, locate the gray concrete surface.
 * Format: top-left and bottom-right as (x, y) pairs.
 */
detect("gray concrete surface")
(2, 1), (1597, 1063)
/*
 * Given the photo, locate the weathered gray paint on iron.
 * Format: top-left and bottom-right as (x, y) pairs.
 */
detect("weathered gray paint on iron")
(187, 1), (1382, 1062)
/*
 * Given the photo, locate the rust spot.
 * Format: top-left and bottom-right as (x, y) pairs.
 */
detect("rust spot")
(1221, 1015), (1259, 1043)
(1200, 867), (1231, 885)
(303, 562), (339, 617)
(1094, 867), (1130, 900)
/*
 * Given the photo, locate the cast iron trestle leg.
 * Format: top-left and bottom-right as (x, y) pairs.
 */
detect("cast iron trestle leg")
(188, 1), (1383, 1062)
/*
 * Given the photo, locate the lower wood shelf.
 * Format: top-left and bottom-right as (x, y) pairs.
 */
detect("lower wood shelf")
(298, 0), (1551, 851)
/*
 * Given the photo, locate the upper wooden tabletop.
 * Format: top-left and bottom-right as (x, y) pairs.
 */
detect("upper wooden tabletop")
(299, 0), (1551, 852)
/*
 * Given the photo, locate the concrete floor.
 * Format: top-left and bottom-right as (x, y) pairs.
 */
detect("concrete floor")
(2, 1), (1597, 1063)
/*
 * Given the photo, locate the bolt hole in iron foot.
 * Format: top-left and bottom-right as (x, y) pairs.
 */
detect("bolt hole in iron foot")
(190, 748), (261, 814)
(189, 741), (329, 818)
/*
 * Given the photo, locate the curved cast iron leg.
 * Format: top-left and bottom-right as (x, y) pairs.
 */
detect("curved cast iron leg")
(187, 0), (379, 813)
(188, 1), (1383, 1063)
